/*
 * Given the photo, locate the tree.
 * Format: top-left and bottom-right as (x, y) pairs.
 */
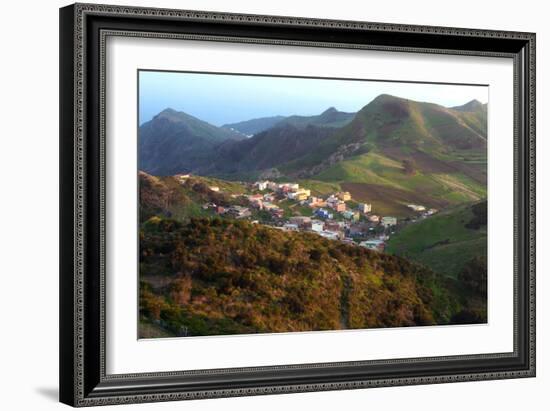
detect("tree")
(465, 201), (487, 229)
(458, 255), (487, 296)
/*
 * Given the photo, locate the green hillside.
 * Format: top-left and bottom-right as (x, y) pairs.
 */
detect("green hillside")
(311, 150), (486, 216)
(451, 100), (488, 137)
(279, 96), (488, 216)
(280, 94), (486, 177)
(385, 201), (487, 278)
(384, 201), (488, 323)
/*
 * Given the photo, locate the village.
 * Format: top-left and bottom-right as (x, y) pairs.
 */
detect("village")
(178, 175), (437, 252)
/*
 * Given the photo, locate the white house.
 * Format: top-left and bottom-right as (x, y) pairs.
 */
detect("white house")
(381, 216), (397, 227)
(359, 239), (385, 251)
(287, 189), (311, 201)
(267, 181), (280, 191)
(319, 230), (339, 240)
(227, 206), (251, 219)
(289, 216), (311, 226)
(358, 203), (372, 213)
(254, 181), (269, 191)
(342, 210), (360, 221)
(310, 220), (324, 232)
(407, 204), (426, 212)
(175, 174), (191, 183)
(283, 223), (299, 231)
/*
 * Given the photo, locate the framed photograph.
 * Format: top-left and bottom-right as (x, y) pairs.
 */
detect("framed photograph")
(59, 3), (536, 407)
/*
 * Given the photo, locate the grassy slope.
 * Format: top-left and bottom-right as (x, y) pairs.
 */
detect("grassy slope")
(309, 151), (486, 216)
(385, 203), (487, 278)
(274, 95), (488, 217)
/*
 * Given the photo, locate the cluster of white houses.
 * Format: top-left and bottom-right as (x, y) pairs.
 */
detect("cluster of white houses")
(216, 181), (406, 251)
(278, 217), (388, 251)
(252, 180), (374, 218)
(248, 181), (399, 251)
(407, 203), (438, 217)
(188, 176), (438, 253)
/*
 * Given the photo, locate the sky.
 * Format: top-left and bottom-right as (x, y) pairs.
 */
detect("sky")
(139, 70), (488, 127)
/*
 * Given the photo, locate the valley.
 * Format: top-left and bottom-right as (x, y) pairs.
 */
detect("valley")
(137, 93), (488, 338)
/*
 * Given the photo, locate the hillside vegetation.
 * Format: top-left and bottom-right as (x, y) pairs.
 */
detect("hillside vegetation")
(140, 217), (466, 338)
(384, 201), (488, 325)
(139, 172), (246, 222)
(385, 201), (487, 278)
(139, 172), (487, 338)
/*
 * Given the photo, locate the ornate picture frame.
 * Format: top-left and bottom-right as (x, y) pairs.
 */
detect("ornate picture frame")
(59, 3), (535, 407)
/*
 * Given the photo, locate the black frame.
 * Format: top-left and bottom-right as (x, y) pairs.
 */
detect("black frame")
(60, 3), (536, 407)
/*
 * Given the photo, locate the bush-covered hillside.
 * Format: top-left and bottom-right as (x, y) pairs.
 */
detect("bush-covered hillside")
(139, 217), (475, 338)
(385, 201), (487, 278)
(139, 171), (246, 222)
(385, 201), (488, 324)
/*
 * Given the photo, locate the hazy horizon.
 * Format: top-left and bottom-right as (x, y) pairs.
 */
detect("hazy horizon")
(139, 70), (488, 127)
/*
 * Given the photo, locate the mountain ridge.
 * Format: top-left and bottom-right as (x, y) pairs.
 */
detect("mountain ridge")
(222, 115), (286, 136)
(138, 95), (487, 214)
(139, 95), (487, 178)
(221, 107), (355, 136)
(139, 108), (246, 175)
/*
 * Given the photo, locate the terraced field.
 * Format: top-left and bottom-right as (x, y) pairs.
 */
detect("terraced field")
(309, 150), (486, 217)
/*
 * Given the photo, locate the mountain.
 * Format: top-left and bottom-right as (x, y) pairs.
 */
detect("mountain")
(139, 108), (245, 175)
(222, 115), (286, 136)
(276, 95), (488, 214)
(139, 107), (355, 177)
(282, 94), (487, 173)
(141, 96), (487, 178)
(221, 108), (355, 137)
(278, 107), (355, 129)
(361, 94), (487, 148)
(139, 96), (488, 215)
(201, 124), (335, 177)
(451, 99), (485, 112)
(450, 99), (488, 138)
